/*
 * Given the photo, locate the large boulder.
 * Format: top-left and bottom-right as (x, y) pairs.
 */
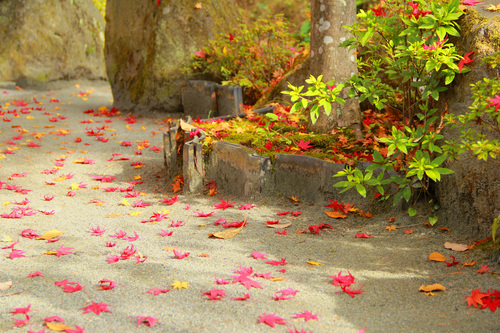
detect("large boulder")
(436, 8), (500, 238)
(105, 0), (241, 114)
(0, 0), (106, 87)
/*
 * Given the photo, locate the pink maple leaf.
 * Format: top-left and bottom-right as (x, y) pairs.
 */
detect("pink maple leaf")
(13, 318), (29, 327)
(54, 245), (74, 257)
(213, 199), (235, 210)
(203, 288), (226, 300)
(215, 277), (231, 284)
(232, 293), (250, 301)
(98, 279), (116, 290)
(106, 255), (120, 263)
(238, 204), (256, 210)
(171, 220), (185, 227)
(258, 313), (287, 328)
(162, 195), (178, 205)
(293, 310), (319, 322)
(106, 242), (117, 247)
(135, 316), (159, 328)
(487, 94), (500, 111)
(274, 287), (299, 300)
(124, 231), (139, 242)
(89, 226), (107, 236)
(134, 200), (151, 208)
(43, 195), (55, 201)
(10, 304), (31, 315)
(60, 282), (83, 293)
(296, 139), (314, 151)
(120, 245), (137, 260)
(194, 211), (215, 217)
(65, 325), (86, 333)
(158, 229), (173, 237)
(232, 276), (263, 290)
(9, 249), (26, 259)
(109, 230), (127, 238)
(214, 218), (227, 226)
(266, 257), (289, 266)
(144, 288), (170, 295)
(251, 250), (268, 260)
(81, 301), (112, 315)
(27, 271), (44, 278)
(223, 220), (247, 228)
(173, 250), (190, 259)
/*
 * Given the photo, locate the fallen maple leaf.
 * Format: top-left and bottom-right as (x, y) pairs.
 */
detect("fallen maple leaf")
(173, 250), (190, 259)
(238, 203), (256, 210)
(477, 264), (491, 274)
(251, 251), (268, 259)
(170, 280), (189, 290)
(354, 233), (373, 238)
(258, 313), (287, 328)
(213, 199), (235, 210)
(466, 289), (488, 308)
(36, 230), (62, 240)
(266, 257), (289, 266)
(404, 229), (414, 234)
(274, 287), (299, 300)
(306, 261), (324, 266)
(195, 210), (214, 217)
(144, 288), (170, 295)
(232, 293), (251, 301)
(81, 301), (112, 315)
(296, 139), (314, 151)
(385, 225), (397, 232)
(204, 288), (226, 300)
(135, 316), (159, 328)
(98, 279), (116, 290)
(293, 310), (319, 322)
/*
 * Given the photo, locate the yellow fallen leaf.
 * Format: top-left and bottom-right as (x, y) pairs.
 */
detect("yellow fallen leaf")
(306, 261), (324, 266)
(133, 175), (142, 180)
(105, 213), (121, 218)
(385, 225), (398, 232)
(325, 211), (347, 219)
(45, 250), (57, 256)
(0, 280), (13, 290)
(45, 322), (72, 331)
(428, 252), (447, 262)
(194, 2), (202, 9)
(419, 283), (446, 292)
(128, 211), (142, 216)
(2, 201), (9, 205)
(121, 199), (130, 206)
(171, 280), (189, 290)
(163, 247), (177, 252)
(37, 230), (63, 240)
(424, 291), (435, 296)
(209, 226), (243, 239)
(198, 224), (206, 227)
(271, 277), (285, 281)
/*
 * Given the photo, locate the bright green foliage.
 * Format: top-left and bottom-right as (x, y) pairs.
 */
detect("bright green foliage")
(186, 15), (301, 104)
(282, 75), (345, 124)
(341, 0), (463, 121)
(443, 53), (500, 161)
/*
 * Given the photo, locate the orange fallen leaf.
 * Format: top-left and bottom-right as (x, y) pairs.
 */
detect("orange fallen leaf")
(404, 229), (414, 234)
(389, 216), (396, 223)
(462, 260), (476, 267)
(46, 322), (72, 331)
(428, 252), (447, 262)
(194, 2), (202, 9)
(419, 283), (446, 292)
(36, 230), (63, 240)
(325, 211), (347, 219)
(163, 247), (177, 252)
(199, 253), (210, 257)
(444, 242), (468, 252)
(306, 261), (324, 266)
(270, 277), (285, 281)
(385, 225), (398, 232)
(439, 227), (450, 233)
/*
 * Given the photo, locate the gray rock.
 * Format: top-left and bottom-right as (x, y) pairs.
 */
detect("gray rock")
(0, 0), (105, 87)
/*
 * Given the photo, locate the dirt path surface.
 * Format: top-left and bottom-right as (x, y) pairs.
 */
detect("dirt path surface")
(0, 82), (498, 333)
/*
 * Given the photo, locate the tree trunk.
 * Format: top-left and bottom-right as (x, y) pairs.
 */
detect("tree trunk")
(309, 0), (362, 139)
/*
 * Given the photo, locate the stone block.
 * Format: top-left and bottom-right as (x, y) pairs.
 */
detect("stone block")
(183, 141), (204, 194)
(182, 80), (218, 119)
(163, 121), (182, 178)
(216, 84), (243, 117)
(205, 142), (271, 197)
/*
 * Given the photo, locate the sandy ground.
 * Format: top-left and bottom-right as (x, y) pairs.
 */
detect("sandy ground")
(0, 81), (498, 333)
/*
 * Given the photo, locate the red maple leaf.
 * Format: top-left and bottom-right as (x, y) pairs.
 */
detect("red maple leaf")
(445, 256), (459, 267)
(293, 310), (319, 322)
(232, 293), (250, 301)
(265, 257), (289, 266)
(223, 220), (247, 228)
(487, 94), (500, 111)
(124, 231), (139, 242)
(9, 249), (26, 259)
(194, 211), (214, 217)
(65, 325), (86, 333)
(61, 282), (83, 293)
(135, 316), (159, 328)
(203, 288), (226, 300)
(477, 264), (491, 274)
(238, 203), (256, 210)
(54, 245), (74, 257)
(109, 230), (127, 238)
(10, 304), (31, 315)
(158, 229), (173, 237)
(173, 250), (190, 259)
(258, 313), (287, 328)
(458, 51), (474, 73)
(162, 195), (178, 205)
(274, 287), (299, 300)
(144, 288), (170, 295)
(81, 301), (112, 315)
(296, 139), (314, 151)
(98, 279), (116, 290)
(213, 199), (235, 210)
(466, 289), (488, 308)
(354, 233), (373, 238)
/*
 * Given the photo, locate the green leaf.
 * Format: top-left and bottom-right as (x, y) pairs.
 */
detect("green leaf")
(408, 207), (417, 217)
(265, 113), (278, 121)
(431, 154), (447, 166)
(355, 184), (367, 198)
(403, 186), (411, 202)
(428, 216), (438, 226)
